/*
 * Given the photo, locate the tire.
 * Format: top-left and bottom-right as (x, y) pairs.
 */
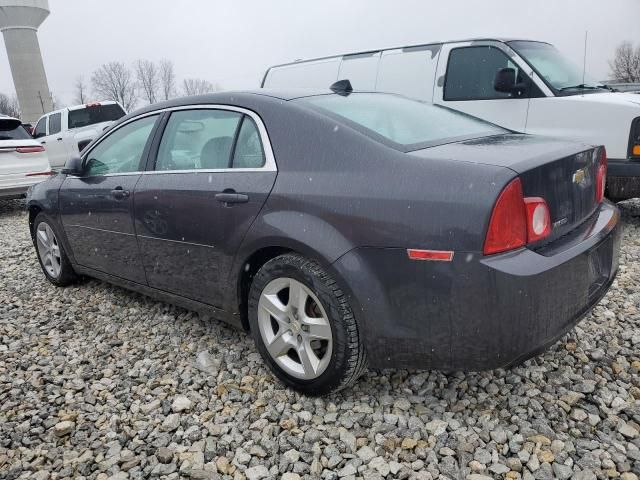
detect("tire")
(32, 213), (78, 287)
(248, 253), (367, 395)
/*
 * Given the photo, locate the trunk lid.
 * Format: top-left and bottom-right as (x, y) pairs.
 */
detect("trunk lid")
(410, 134), (601, 243)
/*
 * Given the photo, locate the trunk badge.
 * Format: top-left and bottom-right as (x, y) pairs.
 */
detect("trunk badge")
(572, 167), (588, 185)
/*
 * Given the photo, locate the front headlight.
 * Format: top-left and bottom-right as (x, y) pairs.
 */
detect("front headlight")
(630, 117), (640, 158)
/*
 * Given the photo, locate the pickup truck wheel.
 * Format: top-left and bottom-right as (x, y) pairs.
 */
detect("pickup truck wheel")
(33, 213), (78, 286)
(248, 253), (367, 395)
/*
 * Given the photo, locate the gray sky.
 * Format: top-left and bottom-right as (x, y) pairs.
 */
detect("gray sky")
(1, 0), (639, 106)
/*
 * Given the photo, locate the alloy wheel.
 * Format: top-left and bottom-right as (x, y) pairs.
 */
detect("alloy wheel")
(257, 277), (333, 380)
(36, 222), (62, 279)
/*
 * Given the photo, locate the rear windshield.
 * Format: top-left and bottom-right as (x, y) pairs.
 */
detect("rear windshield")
(0, 120), (30, 141)
(68, 104), (126, 129)
(296, 93), (504, 151)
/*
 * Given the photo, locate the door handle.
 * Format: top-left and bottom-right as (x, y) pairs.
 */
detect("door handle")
(40, 141), (46, 145)
(215, 192), (249, 204)
(57, 138), (63, 141)
(111, 187), (130, 200)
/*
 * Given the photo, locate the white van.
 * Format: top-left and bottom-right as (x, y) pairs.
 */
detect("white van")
(262, 38), (640, 200)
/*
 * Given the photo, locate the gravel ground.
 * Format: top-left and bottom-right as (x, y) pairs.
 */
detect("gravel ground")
(0, 198), (639, 480)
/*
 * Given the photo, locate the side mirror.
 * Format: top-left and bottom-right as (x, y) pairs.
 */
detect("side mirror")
(494, 67), (528, 96)
(61, 156), (84, 176)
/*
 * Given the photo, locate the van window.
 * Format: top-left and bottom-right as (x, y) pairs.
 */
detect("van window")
(444, 46), (523, 101)
(377, 47), (440, 102)
(297, 93), (504, 151)
(49, 113), (62, 135)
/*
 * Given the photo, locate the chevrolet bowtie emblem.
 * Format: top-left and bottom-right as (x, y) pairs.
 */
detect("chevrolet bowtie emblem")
(572, 167), (587, 185)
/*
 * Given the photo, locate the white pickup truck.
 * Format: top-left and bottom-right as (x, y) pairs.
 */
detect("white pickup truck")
(33, 101), (126, 168)
(263, 38), (640, 200)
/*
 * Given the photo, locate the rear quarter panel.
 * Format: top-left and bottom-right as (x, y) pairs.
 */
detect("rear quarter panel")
(229, 101), (514, 299)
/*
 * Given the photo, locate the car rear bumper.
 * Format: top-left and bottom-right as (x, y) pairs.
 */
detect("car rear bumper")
(607, 158), (640, 200)
(0, 176), (50, 199)
(332, 201), (621, 371)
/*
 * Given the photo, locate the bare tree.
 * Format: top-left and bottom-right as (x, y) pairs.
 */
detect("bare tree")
(74, 76), (88, 104)
(182, 78), (217, 96)
(135, 59), (159, 104)
(609, 41), (640, 83)
(159, 59), (176, 100)
(0, 93), (21, 118)
(91, 62), (137, 111)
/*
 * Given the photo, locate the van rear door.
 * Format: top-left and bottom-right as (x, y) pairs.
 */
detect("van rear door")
(433, 41), (532, 132)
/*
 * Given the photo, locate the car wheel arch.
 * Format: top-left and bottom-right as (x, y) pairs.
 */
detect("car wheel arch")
(234, 241), (358, 333)
(28, 204), (43, 238)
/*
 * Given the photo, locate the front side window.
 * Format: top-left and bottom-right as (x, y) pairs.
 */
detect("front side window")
(84, 115), (157, 176)
(297, 93), (504, 151)
(34, 117), (47, 138)
(444, 46), (525, 101)
(49, 113), (62, 135)
(155, 109), (242, 171)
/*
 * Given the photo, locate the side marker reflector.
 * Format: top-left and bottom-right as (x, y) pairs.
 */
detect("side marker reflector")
(407, 249), (454, 262)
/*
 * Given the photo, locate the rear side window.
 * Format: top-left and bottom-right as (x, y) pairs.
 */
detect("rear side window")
(85, 115), (158, 176)
(444, 46), (522, 101)
(0, 119), (30, 140)
(49, 113), (62, 135)
(233, 117), (265, 168)
(297, 93), (504, 151)
(68, 104), (126, 129)
(155, 109), (243, 171)
(34, 117), (47, 138)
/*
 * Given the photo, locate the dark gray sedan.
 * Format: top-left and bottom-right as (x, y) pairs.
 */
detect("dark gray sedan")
(26, 89), (621, 395)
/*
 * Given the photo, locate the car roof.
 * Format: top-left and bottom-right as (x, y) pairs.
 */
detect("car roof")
(124, 89), (340, 118)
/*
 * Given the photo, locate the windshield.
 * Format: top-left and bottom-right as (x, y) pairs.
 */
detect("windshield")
(68, 104), (126, 129)
(296, 93), (505, 151)
(509, 41), (600, 91)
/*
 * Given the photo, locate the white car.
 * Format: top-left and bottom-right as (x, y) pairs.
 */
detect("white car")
(263, 38), (640, 200)
(33, 101), (126, 168)
(0, 115), (51, 199)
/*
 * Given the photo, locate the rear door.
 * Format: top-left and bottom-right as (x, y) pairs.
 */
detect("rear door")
(59, 114), (160, 283)
(134, 106), (277, 308)
(434, 42), (535, 132)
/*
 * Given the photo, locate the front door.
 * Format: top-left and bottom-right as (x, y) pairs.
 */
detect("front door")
(59, 114), (160, 283)
(434, 42), (535, 132)
(134, 107), (276, 307)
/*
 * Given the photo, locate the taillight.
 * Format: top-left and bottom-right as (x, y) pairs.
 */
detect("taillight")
(596, 147), (607, 203)
(484, 178), (527, 255)
(484, 178), (553, 255)
(16, 146), (45, 154)
(524, 198), (551, 242)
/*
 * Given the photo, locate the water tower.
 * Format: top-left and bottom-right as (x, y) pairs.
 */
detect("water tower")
(0, 0), (53, 123)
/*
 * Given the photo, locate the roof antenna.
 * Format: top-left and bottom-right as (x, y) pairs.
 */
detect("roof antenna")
(330, 79), (353, 96)
(582, 31), (588, 96)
